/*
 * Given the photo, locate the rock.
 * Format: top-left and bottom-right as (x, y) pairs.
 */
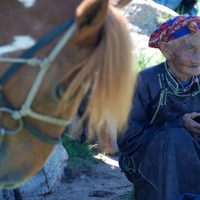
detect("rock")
(19, 144), (68, 199)
(0, 190), (3, 199)
(122, 0), (178, 69)
(0, 189), (15, 200)
(123, 0), (178, 36)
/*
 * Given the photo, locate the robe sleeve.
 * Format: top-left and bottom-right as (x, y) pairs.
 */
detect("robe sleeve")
(117, 74), (153, 155)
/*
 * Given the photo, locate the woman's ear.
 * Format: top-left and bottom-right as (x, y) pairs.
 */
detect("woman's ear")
(159, 42), (171, 59)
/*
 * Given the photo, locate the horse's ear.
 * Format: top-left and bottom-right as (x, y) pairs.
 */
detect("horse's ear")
(73, 0), (109, 47)
(111, 0), (131, 8)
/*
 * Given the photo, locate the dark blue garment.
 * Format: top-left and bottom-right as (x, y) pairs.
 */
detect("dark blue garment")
(118, 62), (200, 200)
(178, 193), (200, 200)
(153, 0), (181, 10)
(153, 0), (198, 15)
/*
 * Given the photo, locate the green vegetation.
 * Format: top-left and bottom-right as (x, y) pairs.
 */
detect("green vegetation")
(62, 137), (99, 169)
(136, 48), (165, 72)
(157, 13), (173, 25)
(119, 191), (135, 200)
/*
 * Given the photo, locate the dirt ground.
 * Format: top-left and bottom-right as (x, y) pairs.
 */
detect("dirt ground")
(44, 154), (133, 200)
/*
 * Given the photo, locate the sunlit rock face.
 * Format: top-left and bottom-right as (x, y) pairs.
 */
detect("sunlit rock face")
(122, 0), (177, 36)
(122, 0), (178, 68)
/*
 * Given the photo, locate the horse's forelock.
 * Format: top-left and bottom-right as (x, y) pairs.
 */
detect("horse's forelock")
(87, 5), (135, 135)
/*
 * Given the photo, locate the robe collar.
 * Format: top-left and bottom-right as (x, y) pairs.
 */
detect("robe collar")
(164, 62), (200, 94)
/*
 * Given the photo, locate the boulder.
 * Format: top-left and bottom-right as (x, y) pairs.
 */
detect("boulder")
(0, 190), (15, 200)
(123, 0), (178, 69)
(123, 0), (178, 36)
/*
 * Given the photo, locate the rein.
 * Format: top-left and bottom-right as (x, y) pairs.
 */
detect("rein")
(0, 18), (76, 144)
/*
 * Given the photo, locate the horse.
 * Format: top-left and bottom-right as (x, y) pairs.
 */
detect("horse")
(0, 0), (135, 188)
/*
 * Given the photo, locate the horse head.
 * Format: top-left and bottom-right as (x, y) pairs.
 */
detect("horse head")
(0, 0), (135, 188)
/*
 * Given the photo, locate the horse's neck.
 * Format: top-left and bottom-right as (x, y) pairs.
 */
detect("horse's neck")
(0, 0), (82, 92)
(0, 0), (81, 40)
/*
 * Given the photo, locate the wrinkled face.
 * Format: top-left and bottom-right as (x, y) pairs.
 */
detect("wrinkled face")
(167, 32), (200, 80)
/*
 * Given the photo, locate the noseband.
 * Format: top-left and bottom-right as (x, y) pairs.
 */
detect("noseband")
(0, 18), (76, 144)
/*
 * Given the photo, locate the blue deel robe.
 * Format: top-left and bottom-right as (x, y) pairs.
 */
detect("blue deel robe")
(118, 62), (200, 200)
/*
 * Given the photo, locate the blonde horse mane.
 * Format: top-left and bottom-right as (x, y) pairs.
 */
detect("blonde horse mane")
(59, 5), (135, 137)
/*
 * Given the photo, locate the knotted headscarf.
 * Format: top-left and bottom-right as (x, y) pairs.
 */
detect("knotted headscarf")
(149, 15), (200, 48)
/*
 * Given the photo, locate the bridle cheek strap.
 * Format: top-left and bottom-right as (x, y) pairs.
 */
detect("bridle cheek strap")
(0, 18), (75, 145)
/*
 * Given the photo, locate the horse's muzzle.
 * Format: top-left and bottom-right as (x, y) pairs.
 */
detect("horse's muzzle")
(0, 182), (19, 189)
(0, 171), (25, 189)
(0, 149), (25, 189)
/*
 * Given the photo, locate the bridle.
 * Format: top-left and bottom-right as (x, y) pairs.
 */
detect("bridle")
(0, 18), (76, 145)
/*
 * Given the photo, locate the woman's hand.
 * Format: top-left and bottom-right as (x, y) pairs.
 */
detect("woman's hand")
(183, 112), (200, 137)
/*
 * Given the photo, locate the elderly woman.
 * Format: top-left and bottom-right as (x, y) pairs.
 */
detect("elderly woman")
(118, 15), (200, 200)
